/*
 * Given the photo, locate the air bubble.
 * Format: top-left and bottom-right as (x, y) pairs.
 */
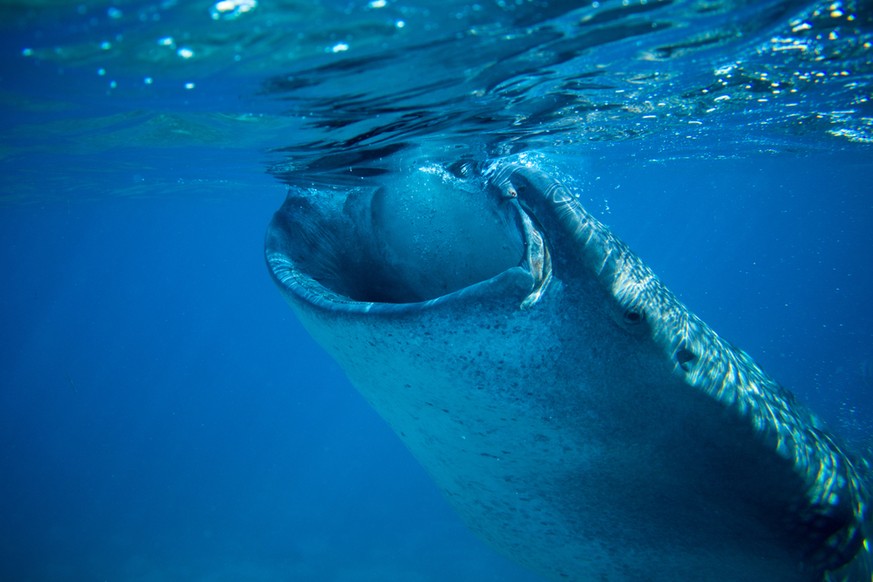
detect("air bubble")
(210, 0), (257, 21)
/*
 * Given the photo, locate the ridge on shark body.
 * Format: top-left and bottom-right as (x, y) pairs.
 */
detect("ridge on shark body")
(266, 157), (872, 582)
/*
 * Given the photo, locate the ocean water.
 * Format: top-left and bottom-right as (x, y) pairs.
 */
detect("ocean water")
(1, 1), (872, 581)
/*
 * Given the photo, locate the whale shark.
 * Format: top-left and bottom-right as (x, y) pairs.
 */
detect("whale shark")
(265, 159), (871, 581)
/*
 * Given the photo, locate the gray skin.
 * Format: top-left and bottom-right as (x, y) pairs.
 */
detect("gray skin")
(265, 159), (871, 581)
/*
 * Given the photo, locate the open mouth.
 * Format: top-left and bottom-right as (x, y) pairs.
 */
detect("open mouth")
(266, 162), (551, 307)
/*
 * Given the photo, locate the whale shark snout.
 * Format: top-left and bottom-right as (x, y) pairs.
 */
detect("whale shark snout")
(266, 158), (872, 581)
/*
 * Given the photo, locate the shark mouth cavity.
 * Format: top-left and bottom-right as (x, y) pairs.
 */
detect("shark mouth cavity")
(265, 161), (551, 308)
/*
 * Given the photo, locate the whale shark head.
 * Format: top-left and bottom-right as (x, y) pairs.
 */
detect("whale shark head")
(266, 158), (871, 581)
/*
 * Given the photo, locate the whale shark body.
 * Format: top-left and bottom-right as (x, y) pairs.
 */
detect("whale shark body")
(266, 159), (871, 581)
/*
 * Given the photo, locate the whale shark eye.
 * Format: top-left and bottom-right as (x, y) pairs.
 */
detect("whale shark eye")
(623, 309), (644, 325)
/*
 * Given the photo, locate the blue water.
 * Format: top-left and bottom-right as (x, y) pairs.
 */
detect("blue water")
(2, 1), (872, 580)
